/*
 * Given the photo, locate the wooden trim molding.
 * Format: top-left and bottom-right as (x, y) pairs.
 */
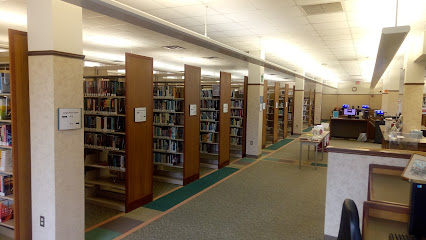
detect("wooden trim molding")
(326, 146), (413, 159)
(247, 83), (264, 86)
(404, 83), (424, 85)
(388, 90), (399, 92)
(28, 50), (85, 60)
(294, 89), (304, 91)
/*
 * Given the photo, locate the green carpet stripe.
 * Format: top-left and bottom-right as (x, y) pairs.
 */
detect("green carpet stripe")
(265, 139), (294, 150)
(86, 228), (121, 240)
(303, 127), (313, 132)
(239, 158), (256, 163)
(144, 167), (239, 211)
(310, 163), (327, 167)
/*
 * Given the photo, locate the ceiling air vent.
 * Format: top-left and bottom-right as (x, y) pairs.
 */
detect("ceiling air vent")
(300, 2), (343, 15)
(203, 56), (218, 60)
(162, 45), (186, 50)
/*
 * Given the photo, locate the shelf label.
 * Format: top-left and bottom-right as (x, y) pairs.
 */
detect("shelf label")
(189, 104), (197, 116)
(134, 107), (146, 122)
(286, 102), (288, 108)
(58, 108), (82, 130)
(263, 103), (266, 110)
(223, 103), (228, 113)
(276, 102), (278, 108)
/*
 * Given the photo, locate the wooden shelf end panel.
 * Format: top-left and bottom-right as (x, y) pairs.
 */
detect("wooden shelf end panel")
(262, 80), (268, 148)
(242, 76), (248, 157)
(219, 72), (231, 168)
(184, 64), (201, 182)
(125, 53), (154, 212)
(273, 82), (279, 143)
(9, 29), (31, 240)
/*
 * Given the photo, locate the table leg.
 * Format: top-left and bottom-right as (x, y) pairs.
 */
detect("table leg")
(299, 142), (302, 169)
(308, 145), (310, 160)
(322, 138), (325, 161)
(315, 144), (318, 170)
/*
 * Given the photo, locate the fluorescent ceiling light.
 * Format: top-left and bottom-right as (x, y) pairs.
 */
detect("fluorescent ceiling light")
(370, 26), (410, 89)
(0, 9), (26, 26)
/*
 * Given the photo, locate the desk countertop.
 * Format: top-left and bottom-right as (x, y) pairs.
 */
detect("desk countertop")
(330, 117), (368, 121)
(380, 125), (426, 144)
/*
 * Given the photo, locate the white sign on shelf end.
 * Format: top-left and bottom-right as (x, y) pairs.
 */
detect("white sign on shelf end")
(58, 108), (82, 130)
(134, 107), (146, 122)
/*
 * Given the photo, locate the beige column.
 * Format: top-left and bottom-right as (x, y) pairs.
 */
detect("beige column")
(246, 50), (265, 158)
(387, 67), (401, 116)
(27, 0), (84, 239)
(314, 81), (323, 125)
(381, 73), (389, 113)
(402, 29), (425, 132)
(293, 74), (305, 134)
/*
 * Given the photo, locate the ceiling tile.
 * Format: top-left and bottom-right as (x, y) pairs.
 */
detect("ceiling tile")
(145, 8), (186, 19)
(192, 14), (234, 25)
(322, 34), (352, 41)
(154, 0), (202, 7)
(318, 28), (351, 36)
(118, 0), (166, 10)
(173, 5), (219, 17)
(249, 0), (296, 10)
(209, 22), (246, 31)
(313, 21), (349, 30)
(208, 0), (257, 14)
(168, 17), (203, 27)
(260, 6), (304, 19)
(307, 12), (346, 23)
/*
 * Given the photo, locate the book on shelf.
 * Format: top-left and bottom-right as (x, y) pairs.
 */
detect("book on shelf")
(230, 99), (243, 108)
(84, 116), (125, 133)
(0, 150), (12, 171)
(230, 128), (242, 136)
(231, 89), (244, 99)
(154, 85), (184, 98)
(153, 152), (182, 166)
(107, 154), (125, 171)
(153, 139), (183, 153)
(153, 113), (184, 125)
(200, 143), (218, 153)
(84, 133), (125, 151)
(154, 126), (183, 139)
(230, 118), (242, 127)
(154, 99), (184, 112)
(0, 174), (12, 196)
(0, 98), (10, 121)
(84, 98), (125, 115)
(0, 125), (11, 147)
(200, 132), (216, 143)
(200, 122), (217, 132)
(201, 111), (218, 121)
(0, 199), (13, 223)
(0, 73), (10, 94)
(230, 137), (242, 145)
(84, 77), (125, 97)
(200, 99), (219, 109)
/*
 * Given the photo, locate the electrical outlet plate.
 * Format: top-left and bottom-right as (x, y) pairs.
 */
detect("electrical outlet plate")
(40, 216), (45, 227)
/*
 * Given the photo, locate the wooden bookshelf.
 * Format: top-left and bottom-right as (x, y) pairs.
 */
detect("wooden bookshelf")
(200, 72), (231, 169)
(84, 53), (154, 213)
(273, 82), (279, 143)
(153, 65), (200, 185)
(265, 83), (276, 144)
(262, 80), (268, 148)
(279, 84), (290, 139)
(290, 85), (295, 135)
(303, 90), (310, 124)
(229, 79), (247, 157)
(308, 89), (314, 126)
(1, 29), (31, 240)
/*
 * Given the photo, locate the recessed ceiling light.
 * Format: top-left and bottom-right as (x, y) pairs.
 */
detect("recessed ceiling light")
(269, 74), (276, 76)
(162, 45), (186, 50)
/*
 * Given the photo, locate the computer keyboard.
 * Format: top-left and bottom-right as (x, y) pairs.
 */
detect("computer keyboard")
(389, 233), (416, 240)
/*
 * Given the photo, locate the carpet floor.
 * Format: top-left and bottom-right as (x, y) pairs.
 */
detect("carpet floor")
(123, 161), (327, 240)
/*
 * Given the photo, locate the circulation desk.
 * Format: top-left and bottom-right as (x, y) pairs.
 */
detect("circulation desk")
(330, 117), (370, 139)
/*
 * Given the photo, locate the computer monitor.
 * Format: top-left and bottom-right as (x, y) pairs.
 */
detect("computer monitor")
(375, 110), (384, 115)
(344, 108), (356, 116)
(342, 104), (349, 109)
(362, 105), (369, 109)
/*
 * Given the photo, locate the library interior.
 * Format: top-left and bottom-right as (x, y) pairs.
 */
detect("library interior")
(0, 0), (426, 239)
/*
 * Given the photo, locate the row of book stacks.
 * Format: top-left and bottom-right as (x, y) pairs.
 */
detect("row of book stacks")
(229, 82), (246, 157)
(84, 74), (128, 211)
(278, 89), (285, 138)
(200, 84), (220, 169)
(266, 85), (275, 143)
(0, 67), (14, 232)
(288, 86), (295, 135)
(83, 62), (240, 214)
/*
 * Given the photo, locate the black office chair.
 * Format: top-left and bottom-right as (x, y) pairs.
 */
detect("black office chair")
(337, 199), (362, 240)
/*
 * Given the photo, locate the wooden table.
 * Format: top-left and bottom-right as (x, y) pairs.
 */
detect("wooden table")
(299, 131), (330, 170)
